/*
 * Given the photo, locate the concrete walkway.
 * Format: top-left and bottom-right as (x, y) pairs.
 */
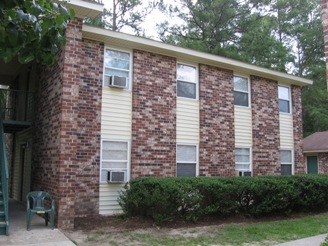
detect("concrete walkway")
(0, 200), (74, 246)
(275, 233), (327, 246)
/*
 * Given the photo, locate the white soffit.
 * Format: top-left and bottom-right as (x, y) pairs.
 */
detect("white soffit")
(82, 25), (313, 87)
(57, 0), (103, 19)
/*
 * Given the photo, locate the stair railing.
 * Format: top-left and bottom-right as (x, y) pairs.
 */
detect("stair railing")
(0, 118), (9, 235)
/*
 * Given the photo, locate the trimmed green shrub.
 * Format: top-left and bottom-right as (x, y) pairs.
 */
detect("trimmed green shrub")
(118, 175), (328, 224)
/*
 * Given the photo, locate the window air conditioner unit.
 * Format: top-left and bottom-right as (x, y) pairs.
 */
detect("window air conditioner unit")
(107, 171), (126, 183)
(108, 75), (127, 88)
(238, 171), (252, 177)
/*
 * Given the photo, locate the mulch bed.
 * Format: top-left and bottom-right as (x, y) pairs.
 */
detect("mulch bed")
(73, 211), (319, 232)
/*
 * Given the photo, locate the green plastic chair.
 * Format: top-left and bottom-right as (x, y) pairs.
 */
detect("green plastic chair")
(26, 191), (55, 231)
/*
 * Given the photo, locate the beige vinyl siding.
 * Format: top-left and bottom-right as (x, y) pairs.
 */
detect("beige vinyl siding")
(234, 107), (252, 146)
(99, 183), (125, 215)
(12, 128), (32, 202)
(279, 113), (294, 148)
(177, 98), (199, 143)
(100, 87), (132, 215)
(101, 89), (132, 140)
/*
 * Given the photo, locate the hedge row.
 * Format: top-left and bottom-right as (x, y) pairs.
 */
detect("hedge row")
(118, 175), (328, 223)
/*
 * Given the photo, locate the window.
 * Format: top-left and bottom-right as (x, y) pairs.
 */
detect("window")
(177, 145), (198, 177)
(177, 64), (197, 99)
(100, 140), (130, 182)
(235, 148), (251, 173)
(280, 150), (293, 175)
(278, 86), (290, 113)
(104, 49), (131, 88)
(234, 76), (249, 107)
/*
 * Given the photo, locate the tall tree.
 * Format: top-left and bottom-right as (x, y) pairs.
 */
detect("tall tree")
(270, 0), (323, 76)
(237, 15), (292, 71)
(157, 0), (270, 57)
(302, 66), (328, 136)
(0, 0), (74, 65)
(271, 0), (328, 135)
(85, 0), (162, 35)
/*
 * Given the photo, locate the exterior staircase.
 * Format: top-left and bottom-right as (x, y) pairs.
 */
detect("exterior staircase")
(0, 118), (9, 235)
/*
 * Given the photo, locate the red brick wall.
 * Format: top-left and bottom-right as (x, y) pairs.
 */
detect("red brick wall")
(319, 153), (328, 173)
(33, 45), (64, 205)
(251, 75), (280, 176)
(34, 19), (103, 229)
(56, 18), (82, 229)
(131, 50), (177, 178)
(74, 39), (103, 218)
(292, 85), (305, 174)
(199, 64), (235, 176)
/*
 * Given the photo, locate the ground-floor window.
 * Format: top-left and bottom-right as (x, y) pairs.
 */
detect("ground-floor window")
(280, 149), (293, 175)
(176, 144), (198, 177)
(100, 140), (130, 182)
(235, 148), (252, 176)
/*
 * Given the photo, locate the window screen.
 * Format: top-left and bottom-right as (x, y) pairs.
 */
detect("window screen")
(235, 148), (251, 171)
(177, 163), (196, 177)
(177, 81), (196, 99)
(177, 145), (197, 177)
(101, 141), (129, 182)
(104, 49), (130, 87)
(234, 76), (249, 107)
(280, 150), (293, 176)
(281, 164), (292, 175)
(177, 64), (197, 99)
(278, 86), (290, 113)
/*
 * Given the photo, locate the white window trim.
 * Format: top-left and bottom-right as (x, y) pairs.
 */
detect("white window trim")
(176, 143), (199, 177)
(103, 46), (133, 90)
(100, 139), (131, 183)
(278, 85), (292, 114)
(235, 147), (252, 173)
(280, 149), (294, 175)
(233, 75), (251, 108)
(176, 62), (199, 100)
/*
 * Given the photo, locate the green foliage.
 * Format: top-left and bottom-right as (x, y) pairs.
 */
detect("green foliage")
(302, 65), (328, 136)
(322, 236), (328, 246)
(0, 0), (75, 65)
(119, 176), (328, 224)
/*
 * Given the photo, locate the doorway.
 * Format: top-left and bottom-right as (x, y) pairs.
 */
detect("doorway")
(307, 156), (318, 174)
(19, 143), (27, 201)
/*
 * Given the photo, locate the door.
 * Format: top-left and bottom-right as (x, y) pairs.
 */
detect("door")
(307, 156), (318, 174)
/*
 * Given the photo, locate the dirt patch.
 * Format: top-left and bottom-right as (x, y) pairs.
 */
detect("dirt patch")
(63, 212), (318, 245)
(72, 211), (313, 232)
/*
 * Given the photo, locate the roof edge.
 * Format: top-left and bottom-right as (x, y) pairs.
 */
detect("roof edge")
(82, 25), (313, 87)
(304, 150), (328, 153)
(56, 0), (103, 19)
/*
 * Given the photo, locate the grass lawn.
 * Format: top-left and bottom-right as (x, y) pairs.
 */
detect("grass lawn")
(76, 212), (328, 245)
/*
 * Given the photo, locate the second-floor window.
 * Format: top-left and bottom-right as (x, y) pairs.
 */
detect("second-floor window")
(177, 64), (197, 99)
(104, 49), (131, 89)
(278, 86), (291, 113)
(234, 76), (249, 107)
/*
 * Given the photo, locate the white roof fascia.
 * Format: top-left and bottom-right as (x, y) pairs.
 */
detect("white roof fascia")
(56, 0), (103, 19)
(82, 25), (313, 87)
(304, 150), (328, 153)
